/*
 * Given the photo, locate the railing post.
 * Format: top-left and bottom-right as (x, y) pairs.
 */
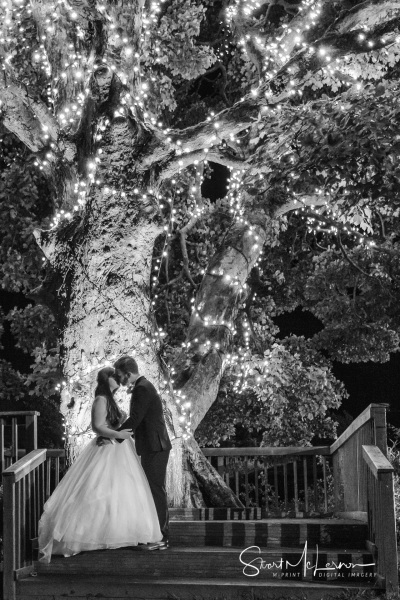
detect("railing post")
(3, 473), (17, 600)
(12, 418), (18, 463)
(378, 471), (399, 592)
(0, 417), (5, 476)
(370, 404), (388, 456)
(362, 445), (398, 592)
(25, 414), (38, 453)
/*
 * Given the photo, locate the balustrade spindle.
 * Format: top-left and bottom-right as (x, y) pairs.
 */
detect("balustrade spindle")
(293, 460), (299, 513)
(312, 456), (318, 512)
(322, 456), (328, 513)
(273, 464), (279, 510)
(244, 460), (249, 507)
(254, 459), (259, 506)
(303, 458), (308, 512)
(283, 463), (288, 510)
(12, 418), (18, 462)
(46, 460), (51, 499)
(223, 457), (229, 486)
(40, 462), (45, 510)
(235, 466), (239, 498)
(263, 458), (269, 512)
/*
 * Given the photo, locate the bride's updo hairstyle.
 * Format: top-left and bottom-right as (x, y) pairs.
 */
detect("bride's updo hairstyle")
(95, 367), (121, 428)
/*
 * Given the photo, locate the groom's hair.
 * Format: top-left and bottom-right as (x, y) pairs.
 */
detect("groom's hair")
(114, 355), (139, 375)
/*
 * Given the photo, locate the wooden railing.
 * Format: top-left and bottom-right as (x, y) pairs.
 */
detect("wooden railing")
(2, 448), (66, 600)
(362, 445), (398, 591)
(203, 403), (398, 590)
(2, 403), (397, 596)
(202, 446), (332, 514)
(0, 412), (40, 476)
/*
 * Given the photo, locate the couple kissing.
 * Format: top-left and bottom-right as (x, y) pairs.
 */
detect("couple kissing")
(38, 355), (172, 562)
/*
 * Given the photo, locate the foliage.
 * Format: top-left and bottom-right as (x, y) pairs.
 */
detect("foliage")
(196, 336), (346, 447)
(0, 130), (61, 440)
(140, 0), (217, 116)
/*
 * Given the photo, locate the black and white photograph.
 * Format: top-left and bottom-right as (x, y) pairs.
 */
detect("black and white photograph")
(0, 0), (400, 599)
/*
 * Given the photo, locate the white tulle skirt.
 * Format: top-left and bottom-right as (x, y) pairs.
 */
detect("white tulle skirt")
(38, 438), (162, 563)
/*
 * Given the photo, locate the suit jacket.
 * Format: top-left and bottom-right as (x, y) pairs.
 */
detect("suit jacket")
(120, 376), (172, 455)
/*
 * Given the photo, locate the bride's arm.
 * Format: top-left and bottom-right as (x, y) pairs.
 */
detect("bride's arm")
(91, 397), (132, 439)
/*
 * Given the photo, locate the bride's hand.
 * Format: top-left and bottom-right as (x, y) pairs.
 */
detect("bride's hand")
(116, 429), (133, 440)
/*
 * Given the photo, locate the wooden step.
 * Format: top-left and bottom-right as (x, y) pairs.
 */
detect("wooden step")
(169, 518), (368, 549)
(35, 546), (376, 582)
(169, 508), (338, 520)
(17, 574), (377, 600)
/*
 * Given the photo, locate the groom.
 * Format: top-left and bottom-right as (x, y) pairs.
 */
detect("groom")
(114, 355), (172, 548)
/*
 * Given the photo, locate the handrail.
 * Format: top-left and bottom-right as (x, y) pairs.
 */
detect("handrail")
(362, 445), (398, 591)
(330, 403), (388, 455)
(0, 412), (41, 416)
(2, 449), (47, 483)
(202, 446), (330, 456)
(3, 448), (66, 600)
(362, 445), (395, 476)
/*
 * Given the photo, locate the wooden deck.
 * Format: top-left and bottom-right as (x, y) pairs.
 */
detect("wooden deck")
(2, 404), (399, 599)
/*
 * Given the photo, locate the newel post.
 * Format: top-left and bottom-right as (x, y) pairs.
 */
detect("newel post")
(0, 417), (5, 476)
(3, 472), (17, 600)
(25, 413), (39, 453)
(370, 403), (389, 456)
(379, 470), (399, 592)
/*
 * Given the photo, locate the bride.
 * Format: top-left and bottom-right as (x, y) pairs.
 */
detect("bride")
(38, 367), (162, 562)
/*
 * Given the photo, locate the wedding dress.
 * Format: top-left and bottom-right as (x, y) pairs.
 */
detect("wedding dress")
(38, 433), (162, 563)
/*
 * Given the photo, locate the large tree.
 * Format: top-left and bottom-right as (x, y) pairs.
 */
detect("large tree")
(1, 0), (400, 506)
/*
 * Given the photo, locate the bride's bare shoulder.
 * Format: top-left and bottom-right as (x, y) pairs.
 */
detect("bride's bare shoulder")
(92, 396), (107, 409)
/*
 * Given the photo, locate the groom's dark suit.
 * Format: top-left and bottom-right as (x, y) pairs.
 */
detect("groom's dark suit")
(119, 376), (171, 539)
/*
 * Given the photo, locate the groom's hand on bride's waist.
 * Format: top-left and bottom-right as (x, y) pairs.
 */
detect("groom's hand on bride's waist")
(115, 428), (134, 443)
(115, 418), (134, 443)
(96, 428), (134, 446)
(96, 436), (113, 446)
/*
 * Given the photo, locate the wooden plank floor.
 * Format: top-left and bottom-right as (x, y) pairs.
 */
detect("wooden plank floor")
(18, 575), (378, 600)
(34, 545), (376, 581)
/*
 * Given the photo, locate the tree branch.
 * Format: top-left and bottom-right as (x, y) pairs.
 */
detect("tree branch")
(0, 81), (58, 151)
(337, 232), (374, 278)
(274, 194), (328, 218)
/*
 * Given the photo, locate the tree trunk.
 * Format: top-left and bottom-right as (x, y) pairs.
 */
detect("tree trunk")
(36, 118), (242, 508)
